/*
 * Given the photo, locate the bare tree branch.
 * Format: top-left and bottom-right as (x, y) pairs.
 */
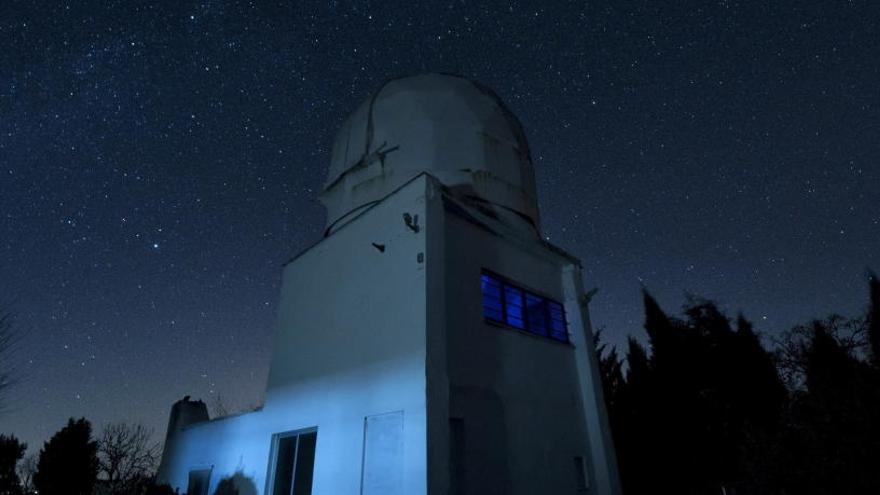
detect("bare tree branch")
(97, 423), (160, 495)
(773, 314), (868, 390)
(17, 453), (37, 494)
(211, 394), (229, 418)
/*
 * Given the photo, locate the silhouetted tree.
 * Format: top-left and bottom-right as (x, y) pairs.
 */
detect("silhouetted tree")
(773, 311), (880, 494)
(142, 481), (175, 495)
(97, 423), (160, 495)
(15, 454), (35, 495)
(726, 315), (788, 494)
(215, 477), (239, 495)
(612, 337), (656, 495)
(602, 291), (786, 494)
(211, 394), (230, 418)
(868, 270), (880, 366)
(213, 471), (258, 495)
(33, 418), (98, 495)
(593, 330), (624, 415)
(144, 485), (177, 495)
(0, 434), (25, 495)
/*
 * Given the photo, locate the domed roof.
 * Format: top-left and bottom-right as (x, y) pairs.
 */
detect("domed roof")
(320, 73), (540, 234)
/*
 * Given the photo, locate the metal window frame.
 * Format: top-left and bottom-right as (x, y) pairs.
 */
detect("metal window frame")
(265, 427), (318, 495)
(480, 269), (571, 344)
(480, 274), (505, 321)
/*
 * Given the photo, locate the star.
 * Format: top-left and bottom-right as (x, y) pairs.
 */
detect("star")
(1, 0), (876, 465)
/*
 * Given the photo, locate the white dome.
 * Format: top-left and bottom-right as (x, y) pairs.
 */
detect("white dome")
(320, 73), (539, 234)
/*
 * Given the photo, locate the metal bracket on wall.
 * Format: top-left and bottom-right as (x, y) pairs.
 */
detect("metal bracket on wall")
(581, 288), (599, 306)
(403, 213), (420, 233)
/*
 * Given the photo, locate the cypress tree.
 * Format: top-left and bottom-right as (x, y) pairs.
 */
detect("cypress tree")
(33, 418), (98, 495)
(0, 435), (25, 495)
(868, 270), (880, 367)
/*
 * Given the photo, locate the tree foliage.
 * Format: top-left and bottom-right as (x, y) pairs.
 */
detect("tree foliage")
(0, 434), (25, 495)
(868, 270), (880, 366)
(33, 418), (98, 495)
(599, 274), (880, 494)
(3, 272), (878, 495)
(601, 292), (787, 494)
(15, 454), (36, 495)
(213, 471), (258, 495)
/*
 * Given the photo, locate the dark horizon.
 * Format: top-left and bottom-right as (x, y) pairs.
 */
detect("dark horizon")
(2, 0), (878, 455)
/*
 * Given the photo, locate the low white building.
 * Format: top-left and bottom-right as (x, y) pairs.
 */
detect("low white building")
(157, 73), (620, 495)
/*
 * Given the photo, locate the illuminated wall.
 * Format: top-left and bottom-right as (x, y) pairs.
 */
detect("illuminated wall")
(157, 73), (620, 495)
(158, 176), (432, 494)
(438, 192), (620, 494)
(157, 174), (619, 494)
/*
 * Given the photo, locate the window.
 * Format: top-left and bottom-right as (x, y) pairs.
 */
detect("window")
(480, 272), (569, 343)
(269, 429), (317, 495)
(503, 285), (525, 329)
(187, 469), (211, 495)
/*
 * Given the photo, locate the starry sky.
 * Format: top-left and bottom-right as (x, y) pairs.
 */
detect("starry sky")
(1, 1), (878, 452)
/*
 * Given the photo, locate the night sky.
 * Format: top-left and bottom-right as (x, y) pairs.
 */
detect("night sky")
(2, 1), (878, 452)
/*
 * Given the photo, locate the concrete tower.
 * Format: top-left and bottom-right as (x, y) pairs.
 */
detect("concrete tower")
(157, 73), (620, 495)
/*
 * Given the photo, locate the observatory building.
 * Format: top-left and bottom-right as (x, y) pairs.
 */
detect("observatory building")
(157, 73), (620, 495)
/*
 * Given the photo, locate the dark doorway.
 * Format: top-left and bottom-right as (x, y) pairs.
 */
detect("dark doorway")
(187, 468), (212, 495)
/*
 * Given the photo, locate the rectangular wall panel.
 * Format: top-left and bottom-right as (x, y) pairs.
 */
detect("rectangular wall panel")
(361, 411), (404, 495)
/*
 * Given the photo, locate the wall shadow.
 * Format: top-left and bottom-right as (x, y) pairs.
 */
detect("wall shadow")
(213, 471), (258, 495)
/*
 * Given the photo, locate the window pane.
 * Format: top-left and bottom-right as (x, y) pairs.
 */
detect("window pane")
(504, 285), (525, 329)
(273, 436), (297, 495)
(293, 432), (317, 495)
(482, 271), (568, 344)
(526, 293), (547, 336)
(481, 274), (503, 321)
(548, 301), (568, 342)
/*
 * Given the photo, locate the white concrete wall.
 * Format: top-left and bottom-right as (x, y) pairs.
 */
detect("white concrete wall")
(320, 74), (539, 231)
(161, 176), (434, 494)
(438, 200), (619, 495)
(563, 265), (622, 495)
(157, 174), (619, 495)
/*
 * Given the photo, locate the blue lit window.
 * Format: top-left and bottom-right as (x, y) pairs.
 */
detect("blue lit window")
(504, 285), (525, 329)
(548, 301), (567, 341)
(480, 274), (503, 321)
(480, 271), (569, 343)
(526, 293), (547, 336)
